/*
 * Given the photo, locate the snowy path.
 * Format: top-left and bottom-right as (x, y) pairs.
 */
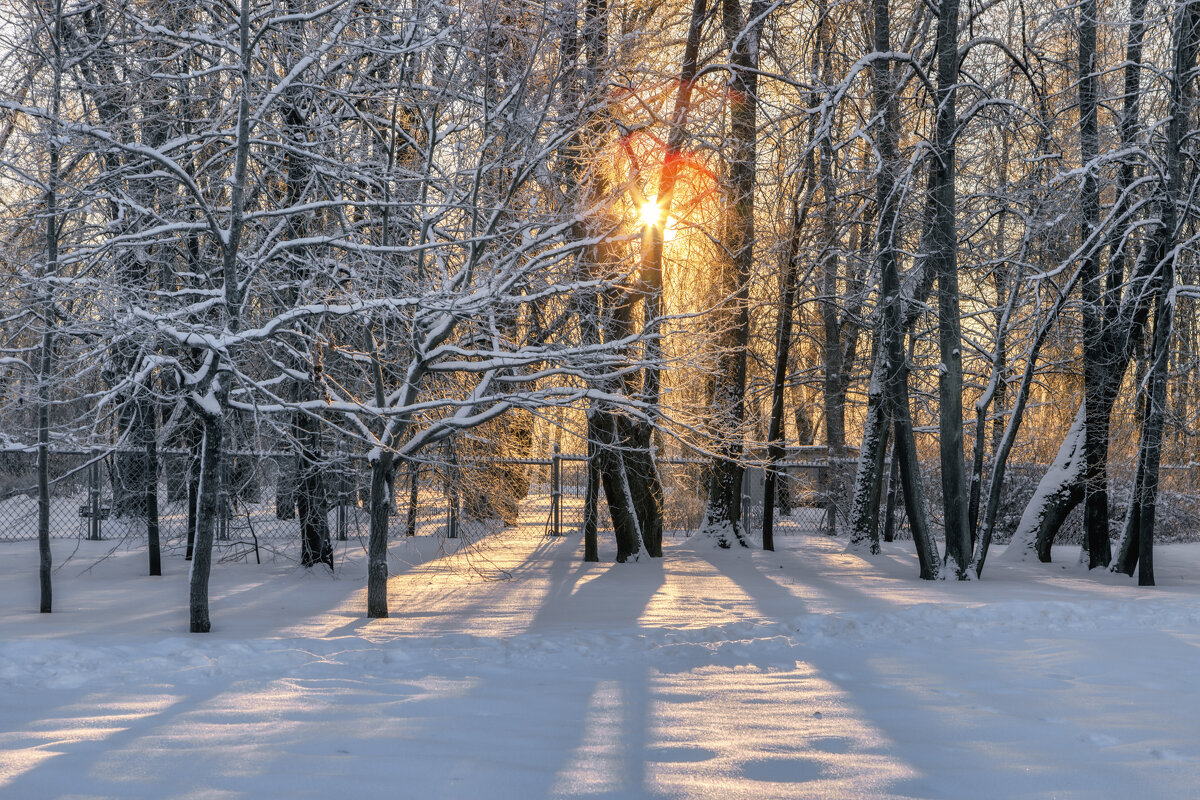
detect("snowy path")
(3, 507), (1200, 798)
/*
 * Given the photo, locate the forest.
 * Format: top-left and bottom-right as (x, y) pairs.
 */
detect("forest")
(3, 0), (1200, 634)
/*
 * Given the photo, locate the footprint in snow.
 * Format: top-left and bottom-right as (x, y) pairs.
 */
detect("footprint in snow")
(1150, 748), (1188, 761)
(741, 756), (826, 783)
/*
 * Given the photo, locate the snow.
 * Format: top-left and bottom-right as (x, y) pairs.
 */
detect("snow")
(3, 505), (1200, 798)
(1003, 403), (1086, 561)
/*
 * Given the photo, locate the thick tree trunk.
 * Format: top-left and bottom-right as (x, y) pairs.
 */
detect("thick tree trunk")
(818, 132), (848, 535)
(1010, 0), (1153, 558)
(189, 411), (224, 633)
(704, 0), (765, 541)
(296, 411), (334, 569)
(1123, 0), (1200, 586)
(1079, 0), (1112, 569)
(633, 0), (706, 559)
(847, 346), (889, 553)
(367, 449), (393, 617)
(584, 413), (600, 562)
(930, 0), (971, 577)
(870, 0), (938, 578)
(624, 427), (663, 557)
(597, 412), (642, 561)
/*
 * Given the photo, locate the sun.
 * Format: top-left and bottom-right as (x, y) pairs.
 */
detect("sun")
(639, 199), (662, 227)
(639, 198), (679, 242)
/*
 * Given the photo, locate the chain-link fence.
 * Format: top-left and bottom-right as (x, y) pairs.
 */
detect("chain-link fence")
(0, 449), (515, 547)
(545, 453), (836, 538)
(0, 447), (844, 546)
(7, 445), (1193, 548)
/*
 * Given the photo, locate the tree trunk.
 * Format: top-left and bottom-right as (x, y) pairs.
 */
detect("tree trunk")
(1009, 0), (1154, 558)
(1123, 0), (1200, 586)
(870, 0), (938, 578)
(704, 0), (766, 541)
(584, 413), (600, 562)
(367, 449), (393, 617)
(1011, 0), (1194, 565)
(1079, 0), (1112, 569)
(36, 0), (64, 614)
(763, 193), (804, 552)
(597, 412), (642, 561)
(296, 410), (334, 569)
(978, 311), (1068, 573)
(847, 345), (889, 553)
(189, 410), (224, 633)
(814, 1), (857, 536)
(142, 399), (161, 577)
(405, 459), (418, 537)
(185, 420), (200, 561)
(624, 428), (663, 557)
(882, 440), (900, 543)
(930, 0), (971, 577)
(632, 0), (707, 559)
(1113, 413), (1144, 575)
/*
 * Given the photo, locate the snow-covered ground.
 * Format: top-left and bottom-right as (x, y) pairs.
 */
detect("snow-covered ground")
(3, 506), (1200, 799)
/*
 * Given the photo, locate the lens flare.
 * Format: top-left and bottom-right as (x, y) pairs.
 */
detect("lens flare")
(640, 200), (661, 227)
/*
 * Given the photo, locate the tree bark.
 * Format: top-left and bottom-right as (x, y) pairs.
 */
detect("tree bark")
(143, 401), (161, 576)
(367, 449), (393, 617)
(584, 414), (600, 561)
(847, 345), (890, 553)
(763, 193), (804, 551)
(1123, 0), (1200, 586)
(1010, 0), (1155, 558)
(1079, 0), (1112, 569)
(882, 440), (900, 543)
(704, 0), (766, 541)
(37, 1), (63, 613)
(296, 409), (334, 569)
(870, 0), (938, 578)
(930, 0), (971, 577)
(189, 406), (224, 633)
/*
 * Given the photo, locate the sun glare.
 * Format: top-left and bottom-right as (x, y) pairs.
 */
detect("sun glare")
(640, 200), (662, 227)
(663, 217), (678, 243)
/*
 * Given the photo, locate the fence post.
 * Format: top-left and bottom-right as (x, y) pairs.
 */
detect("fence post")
(740, 467), (749, 535)
(406, 461), (418, 537)
(89, 448), (101, 541)
(823, 449), (837, 536)
(551, 444), (561, 536)
(217, 452), (229, 541)
(447, 489), (458, 539)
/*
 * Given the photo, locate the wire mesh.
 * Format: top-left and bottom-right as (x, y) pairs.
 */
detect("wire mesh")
(5, 447), (1195, 548)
